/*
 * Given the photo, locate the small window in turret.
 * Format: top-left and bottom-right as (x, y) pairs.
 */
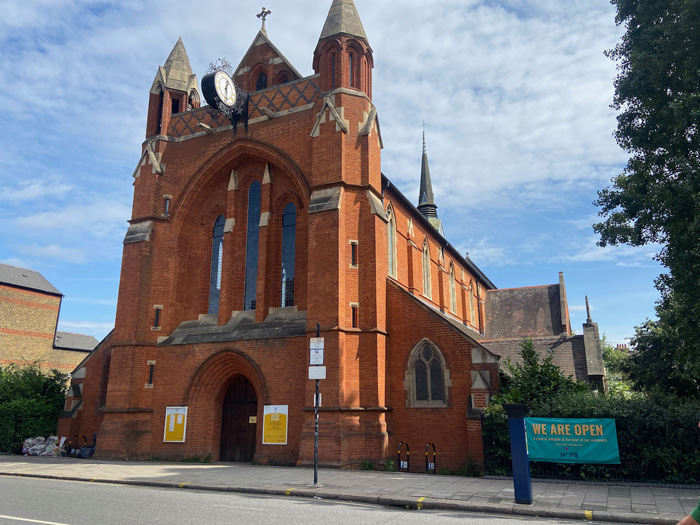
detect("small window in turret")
(171, 99), (180, 115)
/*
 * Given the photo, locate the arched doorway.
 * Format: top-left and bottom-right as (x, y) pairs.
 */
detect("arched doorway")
(220, 375), (257, 462)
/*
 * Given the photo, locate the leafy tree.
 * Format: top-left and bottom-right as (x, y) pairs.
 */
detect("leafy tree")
(0, 364), (68, 453)
(492, 338), (588, 409)
(594, 0), (700, 396)
(600, 335), (632, 396)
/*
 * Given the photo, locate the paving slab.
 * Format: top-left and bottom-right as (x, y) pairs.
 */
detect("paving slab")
(0, 455), (693, 524)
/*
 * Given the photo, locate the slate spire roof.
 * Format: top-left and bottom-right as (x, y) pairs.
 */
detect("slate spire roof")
(319, 0), (369, 44)
(418, 132), (436, 213)
(416, 132), (443, 234)
(162, 37), (194, 92)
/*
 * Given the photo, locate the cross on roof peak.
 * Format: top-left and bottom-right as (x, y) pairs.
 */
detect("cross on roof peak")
(257, 7), (271, 31)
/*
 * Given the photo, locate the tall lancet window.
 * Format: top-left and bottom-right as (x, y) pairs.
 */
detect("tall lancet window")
(331, 54), (336, 87)
(387, 206), (397, 277)
(348, 53), (354, 87)
(281, 202), (296, 307)
(470, 280), (477, 325)
(208, 215), (225, 314)
(449, 262), (457, 313)
(244, 182), (261, 311)
(422, 239), (432, 299)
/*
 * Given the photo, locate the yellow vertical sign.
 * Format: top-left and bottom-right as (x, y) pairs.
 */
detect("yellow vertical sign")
(263, 405), (288, 445)
(164, 407), (188, 443)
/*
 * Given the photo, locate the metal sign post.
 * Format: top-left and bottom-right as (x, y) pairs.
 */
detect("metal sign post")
(310, 323), (324, 486)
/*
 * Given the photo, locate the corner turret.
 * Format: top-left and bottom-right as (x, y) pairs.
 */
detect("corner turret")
(313, 0), (373, 97)
(146, 38), (200, 137)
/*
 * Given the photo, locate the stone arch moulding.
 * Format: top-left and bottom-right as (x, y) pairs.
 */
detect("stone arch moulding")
(404, 338), (453, 408)
(171, 138), (310, 239)
(185, 349), (269, 407)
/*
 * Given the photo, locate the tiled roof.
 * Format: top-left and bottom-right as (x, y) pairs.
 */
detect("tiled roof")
(54, 332), (99, 352)
(0, 263), (62, 296)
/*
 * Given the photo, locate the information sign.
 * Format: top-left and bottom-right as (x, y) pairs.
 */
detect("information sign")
(310, 337), (324, 365)
(525, 417), (620, 464)
(262, 405), (288, 445)
(309, 366), (326, 380)
(163, 406), (187, 443)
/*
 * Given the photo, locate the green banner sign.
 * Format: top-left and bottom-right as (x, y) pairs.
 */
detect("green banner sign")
(525, 418), (620, 464)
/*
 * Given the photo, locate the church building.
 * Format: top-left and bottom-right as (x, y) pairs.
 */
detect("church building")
(59, 0), (605, 471)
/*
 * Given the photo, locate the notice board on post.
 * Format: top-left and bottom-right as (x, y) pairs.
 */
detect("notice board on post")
(525, 417), (620, 464)
(262, 405), (288, 445)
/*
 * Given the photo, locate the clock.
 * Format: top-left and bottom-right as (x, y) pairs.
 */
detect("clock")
(202, 70), (237, 108)
(201, 67), (249, 134)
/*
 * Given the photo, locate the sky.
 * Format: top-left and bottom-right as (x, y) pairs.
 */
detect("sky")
(0, 0), (662, 345)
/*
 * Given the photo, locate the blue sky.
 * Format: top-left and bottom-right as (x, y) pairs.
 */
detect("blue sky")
(0, 0), (662, 344)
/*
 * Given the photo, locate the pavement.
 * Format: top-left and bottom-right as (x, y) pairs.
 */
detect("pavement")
(0, 455), (695, 524)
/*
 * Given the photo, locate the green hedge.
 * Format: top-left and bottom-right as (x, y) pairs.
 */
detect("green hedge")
(0, 398), (63, 453)
(0, 364), (67, 454)
(483, 393), (700, 484)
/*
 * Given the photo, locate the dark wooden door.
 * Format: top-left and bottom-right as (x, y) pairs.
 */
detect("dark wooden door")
(220, 375), (257, 462)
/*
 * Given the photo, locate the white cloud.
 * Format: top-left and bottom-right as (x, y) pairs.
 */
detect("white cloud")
(459, 238), (512, 267)
(70, 297), (118, 306)
(0, 257), (30, 268)
(19, 244), (89, 264)
(15, 199), (130, 239)
(0, 179), (73, 203)
(569, 304), (593, 312)
(558, 236), (659, 267)
(58, 320), (113, 339)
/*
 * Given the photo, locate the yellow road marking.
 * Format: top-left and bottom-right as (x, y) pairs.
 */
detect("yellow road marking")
(584, 510), (593, 520)
(286, 488), (295, 495)
(179, 482), (190, 488)
(417, 497), (426, 510)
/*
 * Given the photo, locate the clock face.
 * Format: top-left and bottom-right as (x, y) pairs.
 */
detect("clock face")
(214, 70), (236, 107)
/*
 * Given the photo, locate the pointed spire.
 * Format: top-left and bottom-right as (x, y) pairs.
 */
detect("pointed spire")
(585, 296), (593, 324)
(162, 37), (193, 91)
(319, 0), (369, 44)
(418, 130), (437, 217)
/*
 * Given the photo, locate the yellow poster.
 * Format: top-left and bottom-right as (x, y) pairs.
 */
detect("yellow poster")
(263, 405), (288, 445)
(164, 406), (187, 443)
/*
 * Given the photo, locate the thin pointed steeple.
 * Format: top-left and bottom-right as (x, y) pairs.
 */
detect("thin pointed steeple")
(162, 37), (193, 92)
(417, 132), (444, 235)
(319, 0), (369, 45)
(418, 130), (436, 212)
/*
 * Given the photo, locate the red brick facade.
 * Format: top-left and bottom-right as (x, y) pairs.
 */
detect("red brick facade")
(58, 2), (535, 472)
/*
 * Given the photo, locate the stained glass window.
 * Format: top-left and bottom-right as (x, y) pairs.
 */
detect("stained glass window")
(244, 182), (261, 311)
(281, 203), (296, 307)
(208, 215), (225, 314)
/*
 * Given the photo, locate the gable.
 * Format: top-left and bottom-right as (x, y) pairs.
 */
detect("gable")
(234, 31), (302, 92)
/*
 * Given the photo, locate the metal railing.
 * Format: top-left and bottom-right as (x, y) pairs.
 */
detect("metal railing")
(481, 412), (700, 485)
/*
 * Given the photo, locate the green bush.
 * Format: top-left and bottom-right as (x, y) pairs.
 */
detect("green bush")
(0, 364), (67, 454)
(483, 338), (700, 483)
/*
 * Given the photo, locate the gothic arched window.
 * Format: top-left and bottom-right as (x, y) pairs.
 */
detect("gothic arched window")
(406, 341), (450, 407)
(208, 215), (225, 314)
(470, 280), (477, 326)
(348, 53), (354, 87)
(331, 54), (336, 88)
(244, 182), (261, 311)
(256, 72), (268, 91)
(422, 239), (431, 299)
(387, 205), (397, 277)
(449, 262), (457, 314)
(281, 202), (296, 307)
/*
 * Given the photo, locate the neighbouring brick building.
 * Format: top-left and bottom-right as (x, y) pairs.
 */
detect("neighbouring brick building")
(59, 0), (605, 470)
(0, 263), (98, 374)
